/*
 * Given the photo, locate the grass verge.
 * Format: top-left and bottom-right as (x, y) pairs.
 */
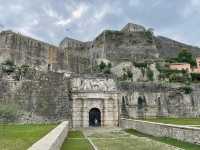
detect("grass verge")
(125, 129), (200, 150)
(0, 124), (56, 150)
(61, 130), (93, 150)
(141, 118), (200, 125)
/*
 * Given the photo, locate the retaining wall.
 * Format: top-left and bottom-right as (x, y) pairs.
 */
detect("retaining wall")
(120, 118), (200, 145)
(28, 121), (69, 150)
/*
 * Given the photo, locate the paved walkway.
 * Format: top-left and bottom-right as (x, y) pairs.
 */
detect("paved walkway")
(83, 128), (183, 150)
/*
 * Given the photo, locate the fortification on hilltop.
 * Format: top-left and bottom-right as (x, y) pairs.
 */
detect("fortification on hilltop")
(1, 23), (200, 128)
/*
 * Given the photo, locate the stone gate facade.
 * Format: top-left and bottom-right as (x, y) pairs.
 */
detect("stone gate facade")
(71, 76), (119, 128)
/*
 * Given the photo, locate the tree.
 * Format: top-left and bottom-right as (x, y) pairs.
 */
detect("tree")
(177, 49), (196, 66)
(98, 62), (112, 74)
(127, 69), (133, 79)
(99, 61), (106, 71)
(145, 29), (154, 43)
(121, 68), (133, 81)
(107, 63), (112, 69)
(147, 68), (154, 81)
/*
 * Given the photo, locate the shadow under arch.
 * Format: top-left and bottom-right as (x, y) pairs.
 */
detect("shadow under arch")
(89, 108), (101, 127)
(137, 96), (147, 118)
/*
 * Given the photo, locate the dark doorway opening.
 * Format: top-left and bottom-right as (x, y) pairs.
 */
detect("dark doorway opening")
(138, 96), (147, 118)
(89, 108), (101, 127)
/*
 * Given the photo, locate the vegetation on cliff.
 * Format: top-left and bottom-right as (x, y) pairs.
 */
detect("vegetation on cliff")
(97, 61), (112, 74)
(171, 48), (197, 66)
(0, 60), (30, 80)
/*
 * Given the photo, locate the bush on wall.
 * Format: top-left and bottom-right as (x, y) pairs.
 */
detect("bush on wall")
(147, 68), (154, 81)
(1, 60), (16, 74)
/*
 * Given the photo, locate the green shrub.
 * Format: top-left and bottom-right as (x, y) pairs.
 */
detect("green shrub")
(107, 63), (112, 69)
(121, 68), (133, 81)
(98, 62), (112, 74)
(168, 72), (191, 83)
(191, 73), (200, 82)
(147, 68), (154, 81)
(122, 73), (128, 80)
(145, 30), (153, 43)
(133, 62), (148, 68)
(127, 69), (133, 79)
(99, 61), (106, 71)
(1, 60), (16, 74)
(14, 65), (30, 80)
(3, 60), (15, 66)
(21, 65), (30, 75)
(177, 48), (196, 67)
(180, 86), (193, 94)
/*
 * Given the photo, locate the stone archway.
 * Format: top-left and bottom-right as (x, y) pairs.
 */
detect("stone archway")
(89, 108), (101, 127)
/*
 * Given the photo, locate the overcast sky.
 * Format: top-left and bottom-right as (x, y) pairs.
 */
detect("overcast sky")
(0, 0), (199, 46)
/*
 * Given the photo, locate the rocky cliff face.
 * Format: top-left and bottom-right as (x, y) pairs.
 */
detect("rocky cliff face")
(155, 36), (200, 58)
(0, 31), (67, 72)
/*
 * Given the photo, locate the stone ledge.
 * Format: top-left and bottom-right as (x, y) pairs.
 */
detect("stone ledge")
(28, 121), (69, 150)
(123, 118), (200, 130)
(120, 118), (200, 145)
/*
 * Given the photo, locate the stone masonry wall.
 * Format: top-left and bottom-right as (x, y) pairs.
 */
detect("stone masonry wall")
(0, 31), (67, 72)
(118, 82), (200, 118)
(0, 70), (71, 123)
(91, 30), (159, 65)
(28, 121), (69, 150)
(120, 118), (200, 145)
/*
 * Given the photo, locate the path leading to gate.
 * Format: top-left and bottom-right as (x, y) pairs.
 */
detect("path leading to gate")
(83, 128), (182, 150)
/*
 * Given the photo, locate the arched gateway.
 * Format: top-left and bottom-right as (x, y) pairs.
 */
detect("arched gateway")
(89, 108), (101, 127)
(71, 76), (119, 128)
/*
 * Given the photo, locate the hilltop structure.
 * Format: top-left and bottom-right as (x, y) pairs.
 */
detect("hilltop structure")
(121, 23), (146, 32)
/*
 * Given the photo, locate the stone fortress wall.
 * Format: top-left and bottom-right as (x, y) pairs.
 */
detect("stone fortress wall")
(1, 22), (200, 126)
(60, 23), (160, 74)
(0, 31), (67, 72)
(118, 82), (200, 119)
(0, 69), (71, 123)
(1, 68), (200, 125)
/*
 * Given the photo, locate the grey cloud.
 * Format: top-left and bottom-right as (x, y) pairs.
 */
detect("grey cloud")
(0, 0), (199, 47)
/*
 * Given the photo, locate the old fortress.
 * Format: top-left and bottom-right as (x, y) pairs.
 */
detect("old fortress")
(1, 22), (200, 128)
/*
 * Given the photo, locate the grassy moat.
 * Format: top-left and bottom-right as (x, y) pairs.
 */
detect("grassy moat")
(0, 124), (56, 150)
(1, 121), (200, 150)
(61, 130), (93, 150)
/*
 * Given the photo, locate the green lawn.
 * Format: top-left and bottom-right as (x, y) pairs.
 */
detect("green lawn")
(125, 129), (200, 150)
(0, 124), (56, 150)
(61, 131), (93, 150)
(142, 118), (200, 125)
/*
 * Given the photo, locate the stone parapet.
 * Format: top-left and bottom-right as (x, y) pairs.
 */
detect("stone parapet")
(28, 121), (69, 150)
(120, 118), (200, 145)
